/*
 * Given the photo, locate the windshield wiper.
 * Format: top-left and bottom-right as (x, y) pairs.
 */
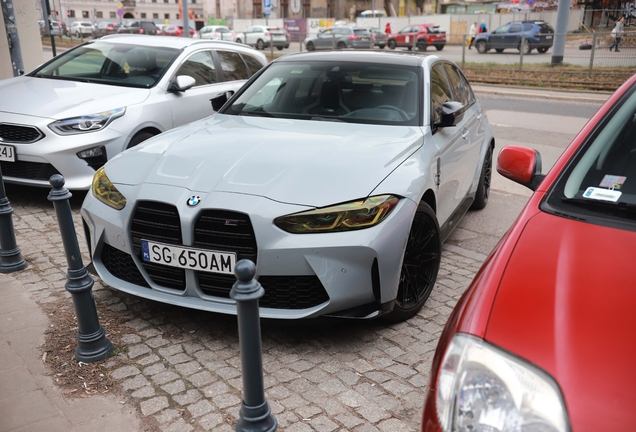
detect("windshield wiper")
(562, 196), (636, 216)
(239, 110), (275, 118)
(310, 116), (345, 122)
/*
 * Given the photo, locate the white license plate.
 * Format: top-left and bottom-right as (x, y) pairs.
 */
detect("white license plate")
(0, 144), (15, 162)
(546, 35), (553, 39)
(141, 240), (236, 275)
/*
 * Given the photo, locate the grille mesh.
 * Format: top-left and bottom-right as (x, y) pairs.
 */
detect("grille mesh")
(0, 123), (44, 143)
(0, 161), (60, 181)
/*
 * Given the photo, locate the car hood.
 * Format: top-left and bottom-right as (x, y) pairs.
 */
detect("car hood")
(486, 211), (636, 431)
(0, 76), (149, 119)
(106, 114), (423, 207)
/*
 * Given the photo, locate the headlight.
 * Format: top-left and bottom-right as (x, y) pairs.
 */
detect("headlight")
(49, 108), (125, 135)
(436, 334), (568, 432)
(92, 167), (126, 210)
(274, 195), (399, 234)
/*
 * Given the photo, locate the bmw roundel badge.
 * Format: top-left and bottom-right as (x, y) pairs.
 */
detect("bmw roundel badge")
(187, 196), (201, 207)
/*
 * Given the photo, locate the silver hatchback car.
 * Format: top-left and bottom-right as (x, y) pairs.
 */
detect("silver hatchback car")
(305, 26), (373, 51)
(0, 35), (267, 190)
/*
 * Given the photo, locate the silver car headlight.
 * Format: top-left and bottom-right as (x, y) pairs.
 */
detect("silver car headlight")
(274, 195), (399, 234)
(436, 334), (569, 432)
(49, 108), (125, 135)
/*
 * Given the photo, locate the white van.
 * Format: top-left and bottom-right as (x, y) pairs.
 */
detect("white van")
(360, 9), (386, 17)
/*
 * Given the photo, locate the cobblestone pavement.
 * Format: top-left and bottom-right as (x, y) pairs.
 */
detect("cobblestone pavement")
(5, 184), (487, 432)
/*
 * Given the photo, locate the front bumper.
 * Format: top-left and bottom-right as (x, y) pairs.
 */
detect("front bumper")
(81, 183), (417, 319)
(0, 112), (129, 190)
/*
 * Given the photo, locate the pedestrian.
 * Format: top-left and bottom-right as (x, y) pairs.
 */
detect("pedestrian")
(609, 16), (625, 52)
(469, 21), (478, 49)
(385, 22), (392, 35)
(479, 20), (487, 33)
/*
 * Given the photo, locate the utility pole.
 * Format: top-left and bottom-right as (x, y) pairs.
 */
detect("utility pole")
(2, 0), (25, 76)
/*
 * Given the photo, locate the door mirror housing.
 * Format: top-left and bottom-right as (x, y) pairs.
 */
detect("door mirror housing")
(497, 145), (545, 191)
(169, 75), (196, 93)
(435, 101), (464, 128)
(210, 91), (235, 111)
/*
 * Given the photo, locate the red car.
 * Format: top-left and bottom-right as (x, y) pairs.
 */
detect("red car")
(162, 24), (196, 37)
(387, 23), (446, 51)
(422, 73), (636, 432)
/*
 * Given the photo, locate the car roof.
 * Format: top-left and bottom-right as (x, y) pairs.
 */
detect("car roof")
(276, 50), (436, 67)
(99, 34), (247, 49)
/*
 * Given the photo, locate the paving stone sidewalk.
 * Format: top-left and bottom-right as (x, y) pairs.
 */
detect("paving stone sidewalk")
(2, 185), (487, 431)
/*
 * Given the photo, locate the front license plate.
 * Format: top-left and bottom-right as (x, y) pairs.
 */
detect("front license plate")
(0, 144), (15, 162)
(546, 35), (553, 39)
(141, 240), (236, 275)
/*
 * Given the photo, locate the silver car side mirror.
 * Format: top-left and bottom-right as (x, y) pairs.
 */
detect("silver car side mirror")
(169, 75), (196, 93)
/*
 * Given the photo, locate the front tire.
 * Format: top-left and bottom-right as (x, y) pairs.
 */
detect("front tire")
(476, 41), (488, 53)
(495, 48), (504, 53)
(417, 40), (427, 51)
(385, 202), (441, 322)
(277, 46), (283, 50)
(520, 40), (531, 54)
(537, 47), (549, 53)
(379, 44), (385, 49)
(337, 41), (346, 49)
(435, 44), (444, 51)
(388, 39), (396, 50)
(235, 38), (242, 44)
(471, 145), (492, 210)
(306, 41), (315, 51)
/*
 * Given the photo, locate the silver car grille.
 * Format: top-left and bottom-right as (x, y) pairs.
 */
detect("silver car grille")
(0, 123), (44, 143)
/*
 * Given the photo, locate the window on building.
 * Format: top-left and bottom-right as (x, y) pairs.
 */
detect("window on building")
(164, 0), (169, 3)
(280, 1), (288, 18)
(69, 10), (76, 18)
(253, 1), (262, 18)
(141, 12), (146, 18)
(110, 11), (116, 18)
(302, 1), (310, 18)
(164, 13), (170, 18)
(216, 0), (221, 17)
(153, 13), (158, 18)
(82, 10), (89, 18)
(96, 11), (103, 18)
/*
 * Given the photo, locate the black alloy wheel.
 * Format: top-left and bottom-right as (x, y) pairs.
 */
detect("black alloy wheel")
(385, 202), (441, 322)
(471, 145), (492, 210)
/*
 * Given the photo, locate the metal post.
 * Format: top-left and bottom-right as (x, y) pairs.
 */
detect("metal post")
(230, 260), (277, 432)
(182, 0), (190, 37)
(41, 0), (57, 57)
(551, 0), (570, 66)
(0, 166), (27, 273)
(461, 34), (466, 68)
(1, 0), (25, 76)
(332, 32), (335, 49)
(519, 34), (525, 71)
(48, 175), (113, 363)
(588, 33), (597, 75)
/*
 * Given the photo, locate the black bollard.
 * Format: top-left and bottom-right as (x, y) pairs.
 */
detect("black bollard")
(231, 260), (277, 432)
(48, 174), (113, 363)
(0, 165), (27, 273)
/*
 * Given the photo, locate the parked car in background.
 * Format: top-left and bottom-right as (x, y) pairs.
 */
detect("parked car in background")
(421, 73), (636, 432)
(69, 21), (95, 38)
(80, 51), (494, 323)
(155, 23), (166, 34)
(368, 27), (387, 49)
(387, 23), (446, 51)
(473, 20), (554, 54)
(0, 35), (266, 190)
(161, 24), (196, 37)
(195, 25), (236, 41)
(39, 20), (65, 36)
(235, 25), (289, 50)
(304, 26), (372, 50)
(117, 20), (159, 35)
(92, 22), (121, 38)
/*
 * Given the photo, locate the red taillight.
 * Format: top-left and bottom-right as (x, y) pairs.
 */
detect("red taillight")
(140, 29), (144, 34)
(107, 26), (113, 30)
(348, 34), (358, 40)
(265, 32), (270, 37)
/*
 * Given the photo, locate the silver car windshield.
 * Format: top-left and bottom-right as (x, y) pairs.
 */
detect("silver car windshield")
(31, 42), (180, 88)
(224, 61), (421, 126)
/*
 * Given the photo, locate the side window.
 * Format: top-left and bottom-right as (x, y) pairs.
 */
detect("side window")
(430, 64), (453, 126)
(241, 54), (264, 75)
(400, 26), (412, 34)
(523, 23), (534, 31)
(443, 63), (472, 107)
(217, 50), (250, 81)
(494, 24), (510, 35)
(175, 51), (217, 86)
(510, 24), (522, 33)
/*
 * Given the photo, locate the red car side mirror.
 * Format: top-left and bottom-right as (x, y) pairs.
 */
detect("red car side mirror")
(497, 145), (545, 191)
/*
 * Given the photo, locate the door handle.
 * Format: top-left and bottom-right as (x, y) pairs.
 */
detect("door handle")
(477, 112), (483, 120)
(462, 129), (469, 139)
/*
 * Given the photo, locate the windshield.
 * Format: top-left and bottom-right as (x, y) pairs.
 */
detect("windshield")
(30, 42), (179, 88)
(543, 85), (636, 227)
(223, 61), (421, 126)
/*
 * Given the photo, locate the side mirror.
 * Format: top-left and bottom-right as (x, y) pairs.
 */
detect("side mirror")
(210, 91), (235, 112)
(435, 101), (464, 128)
(168, 75), (196, 93)
(497, 145), (545, 191)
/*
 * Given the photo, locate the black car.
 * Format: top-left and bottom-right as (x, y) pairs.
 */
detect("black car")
(117, 20), (159, 35)
(474, 20), (554, 54)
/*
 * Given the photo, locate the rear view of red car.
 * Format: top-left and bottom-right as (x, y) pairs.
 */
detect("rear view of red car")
(421, 73), (636, 432)
(387, 23), (446, 51)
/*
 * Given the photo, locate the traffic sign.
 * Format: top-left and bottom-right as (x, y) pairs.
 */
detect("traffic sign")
(264, 0), (271, 8)
(117, 2), (123, 7)
(117, 8), (124, 16)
